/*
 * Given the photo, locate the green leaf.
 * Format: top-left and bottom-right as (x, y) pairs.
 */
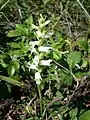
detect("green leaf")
(75, 72), (83, 79)
(0, 60), (8, 67)
(8, 65), (15, 76)
(7, 24), (29, 37)
(53, 51), (61, 60)
(6, 83), (12, 93)
(25, 16), (33, 25)
(16, 24), (28, 36)
(78, 39), (88, 51)
(79, 110), (90, 120)
(64, 74), (73, 86)
(73, 117), (78, 120)
(25, 117), (40, 120)
(11, 60), (20, 70)
(0, 0), (5, 5)
(69, 108), (78, 119)
(0, 75), (24, 86)
(60, 104), (69, 114)
(43, 0), (50, 4)
(10, 42), (21, 48)
(7, 30), (21, 37)
(81, 58), (88, 68)
(67, 51), (81, 69)
(60, 71), (73, 86)
(56, 91), (63, 99)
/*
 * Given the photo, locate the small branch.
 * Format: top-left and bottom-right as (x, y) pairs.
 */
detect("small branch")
(46, 98), (63, 110)
(37, 85), (42, 115)
(53, 59), (79, 87)
(18, 6), (23, 19)
(0, 12), (10, 23)
(28, 94), (37, 106)
(77, 0), (90, 22)
(0, 0), (10, 11)
(53, 60), (76, 79)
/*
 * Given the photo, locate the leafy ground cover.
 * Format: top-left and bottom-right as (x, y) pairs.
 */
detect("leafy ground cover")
(0, 0), (90, 120)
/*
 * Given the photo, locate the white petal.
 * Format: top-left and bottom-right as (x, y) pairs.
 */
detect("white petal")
(35, 72), (41, 80)
(44, 31), (54, 38)
(36, 79), (41, 85)
(33, 55), (39, 66)
(75, 64), (80, 69)
(40, 59), (52, 66)
(30, 41), (40, 46)
(26, 62), (37, 70)
(36, 31), (44, 38)
(30, 64), (37, 70)
(35, 72), (42, 85)
(38, 46), (51, 52)
(40, 20), (50, 28)
(30, 46), (38, 54)
(32, 24), (38, 30)
(44, 20), (50, 25)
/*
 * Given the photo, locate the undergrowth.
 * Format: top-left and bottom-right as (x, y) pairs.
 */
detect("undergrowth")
(0, 0), (90, 120)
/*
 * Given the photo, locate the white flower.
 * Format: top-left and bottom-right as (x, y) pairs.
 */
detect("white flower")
(40, 59), (52, 66)
(38, 46), (51, 53)
(29, 41), (40, 54)
(30, 41), (40, 46)
(32, 24), (38, 30)
(44, 20), (50, 25)
(40, 20), (50, 28)
(44, 31), (54, 38)
(36, 30), (45, 38)
(30, 64), (38, 70)
(26, 62), (38, 71)
(33, 55), (39, 67)
(26, 56), (39, 71)
(30, 45), (37, 53)
(35, 72), (42, 85)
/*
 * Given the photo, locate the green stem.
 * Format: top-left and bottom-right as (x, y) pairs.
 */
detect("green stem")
(37, 85), (42, 115)
(53, 59), (77, 80)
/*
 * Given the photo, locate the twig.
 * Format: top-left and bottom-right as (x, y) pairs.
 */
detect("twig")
(0, 0), (10, 11)
(77, 0), (90, 22)
(52, 59), (78, 80)
(0, 12), (10, 23)
(53, 59), (80, 87)
(27, 94), (37, 106)
(46, 98), (63, 110)
(18, 6), (23, 19)
(37, 85), (42, 115)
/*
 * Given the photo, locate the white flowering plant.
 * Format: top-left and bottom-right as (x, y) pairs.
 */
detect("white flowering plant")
(6, 14), (89, 119)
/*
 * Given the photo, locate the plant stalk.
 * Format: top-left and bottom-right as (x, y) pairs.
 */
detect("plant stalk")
(53, 59), (79, 87)
(77, 0), (90, 22)
(37, 85), (42, 115)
